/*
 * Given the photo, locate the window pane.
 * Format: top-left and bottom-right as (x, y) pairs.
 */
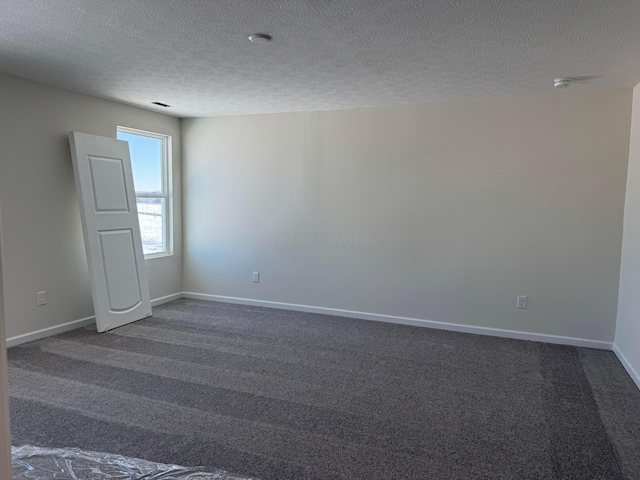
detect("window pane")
(117, 127), (171, 258)
(117, 132), (163, 195)
(137, 198), (164, 255)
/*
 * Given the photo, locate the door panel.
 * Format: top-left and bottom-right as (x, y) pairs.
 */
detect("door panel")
(69, 132), (151, 332)
(99, 229), (142, 312)
(89, 156), (130, 212)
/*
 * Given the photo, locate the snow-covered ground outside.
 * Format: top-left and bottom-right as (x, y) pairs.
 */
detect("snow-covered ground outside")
(136, 200), (164, 254)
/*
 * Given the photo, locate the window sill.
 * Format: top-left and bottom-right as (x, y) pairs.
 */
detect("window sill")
(144, 252), (173, 260)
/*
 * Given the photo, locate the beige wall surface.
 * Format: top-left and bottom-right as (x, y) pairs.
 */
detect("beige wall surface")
(615, 84), (640, 382)
(0, 73), (183, 339)
(183, 89), (631, 342)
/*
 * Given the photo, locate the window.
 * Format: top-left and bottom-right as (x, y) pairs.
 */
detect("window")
(117, 127), (172, 258)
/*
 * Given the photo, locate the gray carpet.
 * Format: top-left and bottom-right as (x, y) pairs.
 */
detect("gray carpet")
(8, 299), (640, 479)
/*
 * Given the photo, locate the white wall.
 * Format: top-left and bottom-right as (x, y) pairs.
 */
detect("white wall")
(0, 203), (11, 478)
(0, 73), (183, 339)
(615, 83), (640, 387)
(183, 89), (631, 343)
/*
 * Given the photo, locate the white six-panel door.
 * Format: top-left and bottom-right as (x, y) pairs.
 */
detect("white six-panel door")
(69, 132), (151, 332)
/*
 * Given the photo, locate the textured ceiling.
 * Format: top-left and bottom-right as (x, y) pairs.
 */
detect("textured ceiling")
(1, 0), (640, 117)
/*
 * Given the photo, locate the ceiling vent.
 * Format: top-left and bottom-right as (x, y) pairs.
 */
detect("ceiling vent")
(151, 101), (171, 107)
(553, 78), (571, 88)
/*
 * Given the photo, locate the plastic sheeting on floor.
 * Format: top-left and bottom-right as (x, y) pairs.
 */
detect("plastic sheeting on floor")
(12, 445), (258, 479)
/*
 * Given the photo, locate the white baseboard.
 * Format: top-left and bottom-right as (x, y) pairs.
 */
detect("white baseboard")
(6, 292), (184, 347)
(6, 316), (95, 348)
(182, 292), (613, 350)
(613, 344), (640, 391)
(8, 291), (613, 351)
(151, 292), (183, 307)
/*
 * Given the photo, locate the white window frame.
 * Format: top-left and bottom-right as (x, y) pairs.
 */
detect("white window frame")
(117, 126), (173, 259)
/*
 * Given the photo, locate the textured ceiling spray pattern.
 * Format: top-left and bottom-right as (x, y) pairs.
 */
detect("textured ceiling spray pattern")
(1, 0), (639, 117)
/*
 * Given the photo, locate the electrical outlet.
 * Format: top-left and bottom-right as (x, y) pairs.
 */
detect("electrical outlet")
(517, 295), (527, 309)
(37, 291), (47, 306)
(253, 272), (260, 283)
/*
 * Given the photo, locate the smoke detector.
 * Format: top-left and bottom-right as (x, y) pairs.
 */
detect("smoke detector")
(248, 33), (272, 43)
(554, 78), (572, 88)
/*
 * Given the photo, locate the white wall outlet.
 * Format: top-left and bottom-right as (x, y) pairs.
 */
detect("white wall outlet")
(517, 295), (527, 309)
(252, 271), (260, 283)
(37, 291), (47, 306)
